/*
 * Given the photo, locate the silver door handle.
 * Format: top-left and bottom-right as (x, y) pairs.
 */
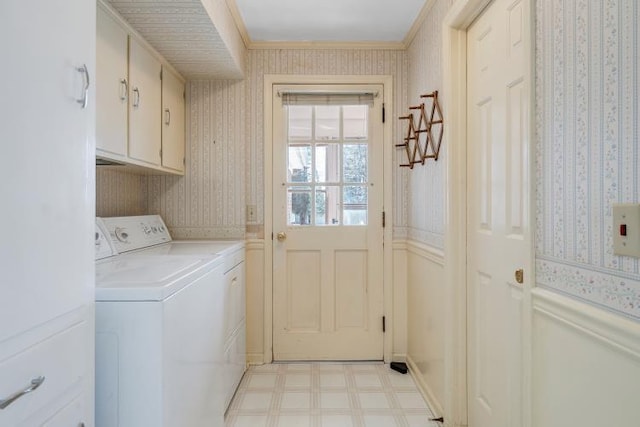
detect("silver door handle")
(119, 78), (128, 101)
(76, 64), (90, 109)
(164, 108), (171, 125)
(0, 376), (45, 410)
(132, 87), (140, 108)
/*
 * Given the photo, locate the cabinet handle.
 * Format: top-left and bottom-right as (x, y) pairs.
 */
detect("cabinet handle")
(120, 78), (128, 101)
(164, 108), (171, 125)
(132, 87), (140, 108)
(0, 376), (45, 410)
(76, 64), (90, 109)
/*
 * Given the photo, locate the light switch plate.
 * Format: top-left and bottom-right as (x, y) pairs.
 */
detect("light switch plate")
(613, 204), (640, 258)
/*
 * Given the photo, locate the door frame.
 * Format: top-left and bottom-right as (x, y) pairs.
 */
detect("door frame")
(263, 74), (394, 364)
(442, 0), (534, 425)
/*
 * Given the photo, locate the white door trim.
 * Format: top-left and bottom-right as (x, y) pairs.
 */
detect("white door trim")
(442, 1), (534, 425)
(263, 74), (394, 364)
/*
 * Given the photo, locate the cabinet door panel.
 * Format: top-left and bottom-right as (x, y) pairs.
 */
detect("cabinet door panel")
(96, 6), (128, 157)
(129, 38), (161, 166)
(161, 68), (185, 172)
(0, 0), (95, 343)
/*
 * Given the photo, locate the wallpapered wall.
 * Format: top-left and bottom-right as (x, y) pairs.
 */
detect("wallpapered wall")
(96, 169), (147, 217)
(535, 0), (640, 319)
(141, 49), (409, 239)
(405, 0), (452, 249)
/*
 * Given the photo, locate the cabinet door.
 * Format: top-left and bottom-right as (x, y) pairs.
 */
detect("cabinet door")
(161, 67), (185, 173)
(0, 0), (95, 343)
(129, 37), (162, 166)
(96, 5), (128, 158)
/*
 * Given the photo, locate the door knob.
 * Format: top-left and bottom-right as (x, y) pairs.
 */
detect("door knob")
(515, 268), (524, 284)
(277, 232), (287, 242)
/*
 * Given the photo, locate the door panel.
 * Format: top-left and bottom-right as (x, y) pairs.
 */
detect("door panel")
(273, 85), (384, 361)
(467, 0), (531, 426)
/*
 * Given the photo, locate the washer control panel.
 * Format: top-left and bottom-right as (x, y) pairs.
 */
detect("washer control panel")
(99, 215), (172, 254)
(95, 219), (117, 260)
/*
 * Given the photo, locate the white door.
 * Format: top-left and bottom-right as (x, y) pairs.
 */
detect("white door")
(467, 0), (531, 426)
(272, 85), (385, 360)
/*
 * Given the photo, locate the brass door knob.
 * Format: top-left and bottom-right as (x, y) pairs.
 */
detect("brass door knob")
(515, 269), (524, 284)
(277, 232), (287, 242)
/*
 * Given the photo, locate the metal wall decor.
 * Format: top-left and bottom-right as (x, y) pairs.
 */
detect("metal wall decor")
(396, 90), (444, 168)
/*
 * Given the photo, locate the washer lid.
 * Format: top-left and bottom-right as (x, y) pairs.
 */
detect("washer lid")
(95, 255), (219, 301)
(136, 240), (244, 257)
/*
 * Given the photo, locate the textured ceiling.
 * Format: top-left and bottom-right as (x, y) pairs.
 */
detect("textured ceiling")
(234, 0), (426, 43)
(107, 0), (245, 79)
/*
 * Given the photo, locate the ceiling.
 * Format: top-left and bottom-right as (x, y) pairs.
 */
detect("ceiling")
(232, 0), (428, 44)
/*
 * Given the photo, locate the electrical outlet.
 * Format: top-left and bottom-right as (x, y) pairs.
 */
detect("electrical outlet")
(613, 204), (640, 258)
(246, 205), (257, 222)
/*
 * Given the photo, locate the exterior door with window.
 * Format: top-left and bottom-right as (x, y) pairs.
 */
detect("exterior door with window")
(272, 85), (384, 360)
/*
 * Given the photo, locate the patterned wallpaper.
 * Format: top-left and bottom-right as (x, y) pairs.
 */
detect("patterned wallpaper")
(141, 48), (408, 239)
(96, 169), (148, 217)
(535, 0), (640, 319)
(106, 0), (246, 79)
(405, 0), (453, 249)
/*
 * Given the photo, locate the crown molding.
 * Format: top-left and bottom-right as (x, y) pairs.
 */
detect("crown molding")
(403, 0), (437, 47)
(225, 0), (434, 51)
(225, 0), (251, 48)
(248, 40), (405, 50)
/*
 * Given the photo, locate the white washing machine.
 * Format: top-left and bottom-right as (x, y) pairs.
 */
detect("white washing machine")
(94, 221), (227, 427)
(97, 215), (247, 414)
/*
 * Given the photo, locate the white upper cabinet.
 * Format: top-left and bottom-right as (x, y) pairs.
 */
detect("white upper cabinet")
(96, 5), (128, 158)
(162, 67), (186, 173)
(96, 1), (185, 175)
(128, 37), (162, 166)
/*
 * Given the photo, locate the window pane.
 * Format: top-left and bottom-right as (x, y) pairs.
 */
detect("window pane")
(343, 105), (368, 139)
(315, 143), (340, 183)
(288, 106), (312, 140)
(343, 186), (367, 225)
(288, 145), (311, 183)
(315, 186), (340, 226)
(288, 187), (312, 225)
(315, 106), (340, 140)
(343, 144), (368, 183)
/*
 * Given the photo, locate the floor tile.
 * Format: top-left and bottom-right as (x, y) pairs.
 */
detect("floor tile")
(320, 373), (347, 388)
(358, 392), (391, 409)
(284, 373), (312, 388)
(237, 391), (273, 411)
(320, 392), (351, 409)
(280, 392), (311, 409)
(274, 415), (312, 427)
(224, 363), (435, 427)
(320, 414), (354, 427)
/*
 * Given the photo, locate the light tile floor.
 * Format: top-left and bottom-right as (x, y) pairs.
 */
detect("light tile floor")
(225, 363), (441, 427)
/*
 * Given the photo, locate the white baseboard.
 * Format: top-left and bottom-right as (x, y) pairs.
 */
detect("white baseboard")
(407, 354), (444, 418)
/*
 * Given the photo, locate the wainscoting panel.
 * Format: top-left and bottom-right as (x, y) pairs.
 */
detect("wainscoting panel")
(532, 288), (640, 427)
(406, 240), (445, 416)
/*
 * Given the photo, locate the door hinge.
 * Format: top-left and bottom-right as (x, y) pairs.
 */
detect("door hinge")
(382, 102), (386, 123)
(382, 316), (386, 333)
(271, 232), (274, 240)
(159, 148), (162, 159)
(160, 69), (163, 80)
(382, 211), (386, 228)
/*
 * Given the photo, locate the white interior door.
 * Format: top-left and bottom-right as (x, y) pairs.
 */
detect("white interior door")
(272, 85), (385, 361)
(467, 0), (531, 426)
